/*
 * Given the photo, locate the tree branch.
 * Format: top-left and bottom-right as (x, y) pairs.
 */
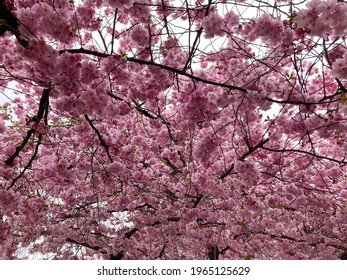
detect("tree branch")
(5, 88), (50, 166)
(219, 138), (269, 180)
(262, 146), (347, 165)
(59, 48), (247, 92)
(84, 115), (113, 163)
(182, 0), (213, 72)
(66, 237), (107, 254)
(7, 134), (43, 190)
(6, 87), (50, 190)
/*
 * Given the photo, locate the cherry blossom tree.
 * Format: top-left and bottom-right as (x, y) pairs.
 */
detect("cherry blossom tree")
(0, 0), (347, 260)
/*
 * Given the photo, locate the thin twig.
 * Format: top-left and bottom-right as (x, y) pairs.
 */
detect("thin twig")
(84, 115), (114, 163)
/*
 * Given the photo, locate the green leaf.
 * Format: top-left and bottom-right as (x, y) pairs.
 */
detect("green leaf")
(289, 11), (297, 23)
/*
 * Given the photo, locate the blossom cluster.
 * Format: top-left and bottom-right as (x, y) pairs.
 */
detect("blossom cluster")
(201, 12), (224, 39)
(295, 0), (347, 38)
(202, 10), (239, 38)
(17, 3), (74, 44)
(130, 25), (149, 47)
(252, 13), (284, 46)
(106, 0), (134, 9)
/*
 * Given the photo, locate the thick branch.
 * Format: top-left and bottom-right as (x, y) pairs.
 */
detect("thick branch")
(124, 227), (138, 239)
(207, 245), (219, 260)
(5, 88), (49, 166)
(110, 251), (124, 260)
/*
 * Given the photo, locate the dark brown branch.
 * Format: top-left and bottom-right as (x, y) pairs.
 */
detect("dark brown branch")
(110, 9), (118, 54)
(5, 88), (50, 166)
(98, 30), (108, 52)
(109, 227), (139, 260)
(167, 216), (181, 222)
(131, 99), (158, 119)
(135, 106), (157, 119)
(178, 151), (187, 167)
(6, 88), (49, 187)
(107, 91), (170, 124)
(262, 146), (347, 165)
(68, 226), (139, 260)
(59, 48), (247, 92)
(128, 57), (246, 91)
(160, 0), (170, 36)
(207, 245), (219, 260)
(110, 251), (124, 260)
(265, 96), (339, 106)
(219, 163), (234, 180)
(107, 90), (123, 101)
(220, 246), (231, 255)
(261, 171), (331, 193)
(240, 138), (270, 160)
(269, 233), (347, 254)
(5, 128), (35, 166)
(340, 250), (347, 260)
(66, 237), (106, 253)
(108, 90), (154, 118)
(192, 193), (203, 208)
(84, 115), (113, 163)
(322, 39), (347, 93)
(219, 138), (269, 180)
(7, 134), (43, 190)
(158, 241), (167, 259)
(182, 0), (213, 72)
(124, 227), (138, 239)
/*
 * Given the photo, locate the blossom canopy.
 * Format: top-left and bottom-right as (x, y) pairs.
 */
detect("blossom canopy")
(0, 0), (347, 260)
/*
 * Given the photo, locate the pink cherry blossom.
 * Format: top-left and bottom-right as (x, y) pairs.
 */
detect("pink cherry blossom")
(331, 55), (347, 79)
(107, 0), (134, 9)
(295, 0), (347, 38)
(130, 25), (149, 47)
(202, 12), (224, 38)
(252, 13), (284, 46)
